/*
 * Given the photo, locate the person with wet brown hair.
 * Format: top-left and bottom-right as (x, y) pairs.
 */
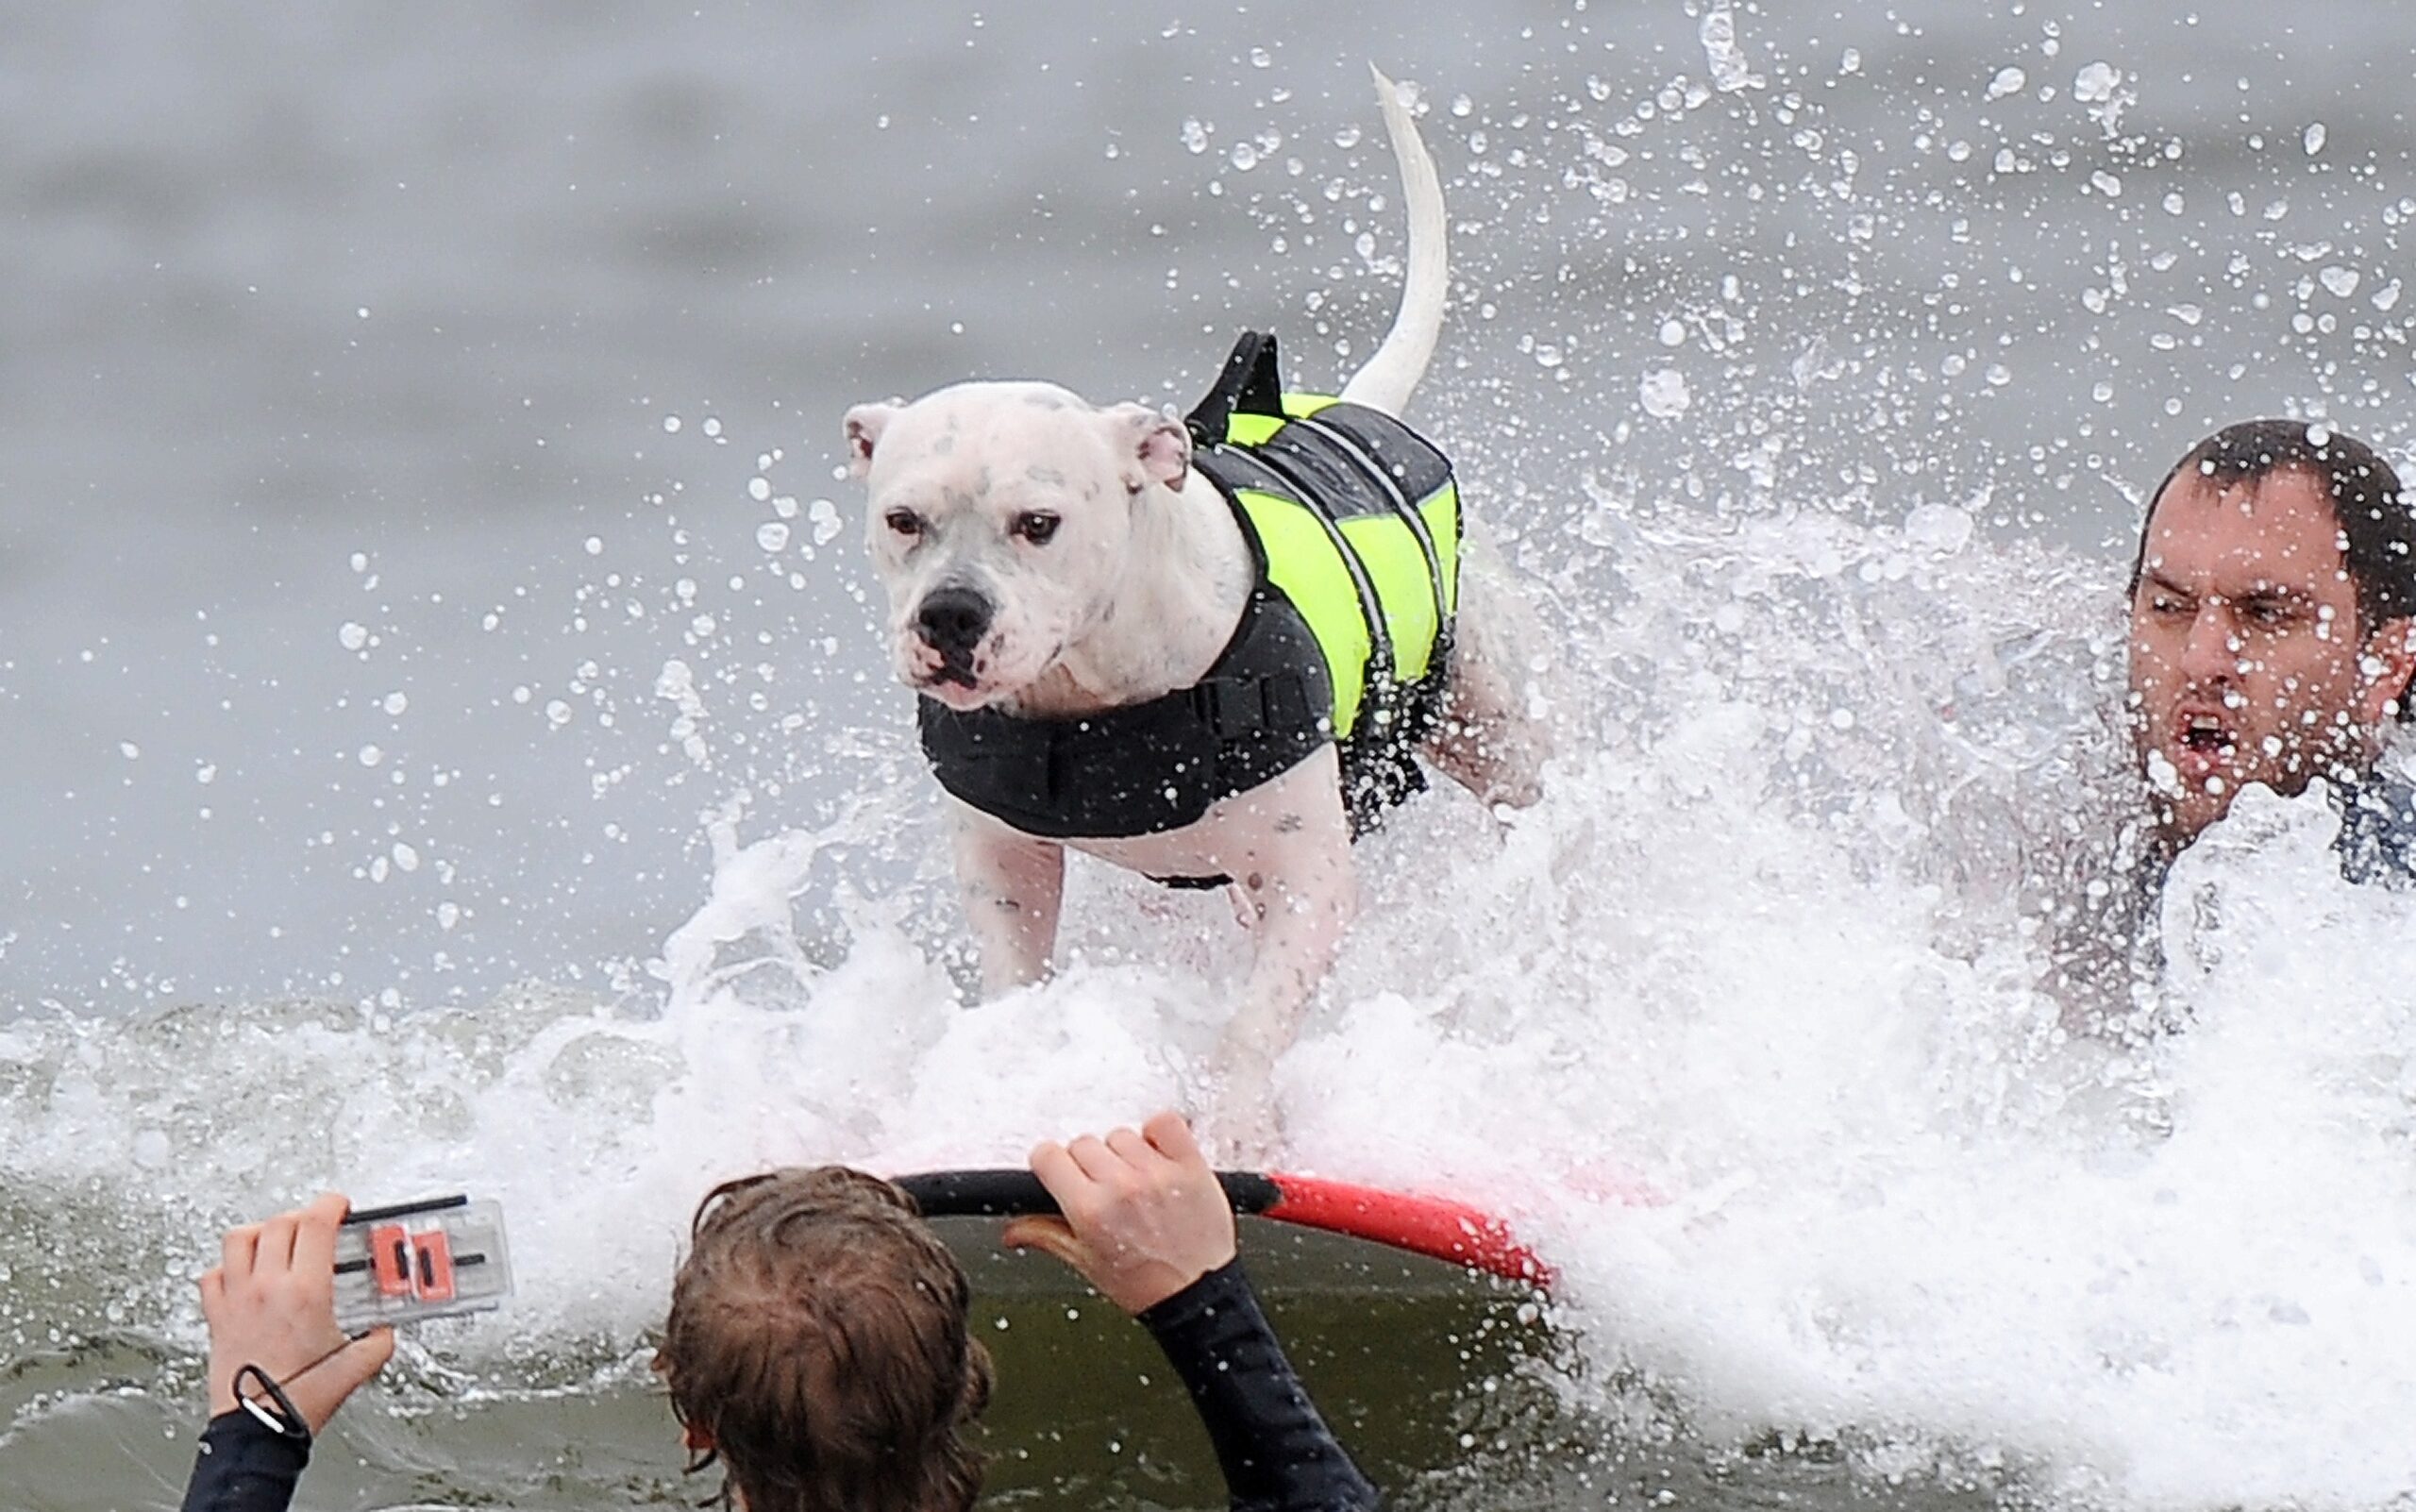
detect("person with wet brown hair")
(2125, 417), (2416, 879)
(656, 1165), (995, 1512)
(177, 1113), (1379, 1512)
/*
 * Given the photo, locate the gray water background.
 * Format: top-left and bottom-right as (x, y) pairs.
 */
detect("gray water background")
(8, 5), (2416, 1509)
(8, 0), (2412, 1013)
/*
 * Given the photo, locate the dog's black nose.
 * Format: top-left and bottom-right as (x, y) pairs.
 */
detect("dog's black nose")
(915, 586), (993, 659)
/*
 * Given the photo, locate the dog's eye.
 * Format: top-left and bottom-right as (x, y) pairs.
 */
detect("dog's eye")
(884, 509), (923, 538)
(1015, 512), (1062, 546)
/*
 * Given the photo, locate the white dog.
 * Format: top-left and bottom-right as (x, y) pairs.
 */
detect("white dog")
(844, 71), (1548, 1145)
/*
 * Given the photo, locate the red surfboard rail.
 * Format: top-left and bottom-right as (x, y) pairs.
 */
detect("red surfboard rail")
(889, 1168), (1552, 1289)
(1261, 1173), (1550, 1286)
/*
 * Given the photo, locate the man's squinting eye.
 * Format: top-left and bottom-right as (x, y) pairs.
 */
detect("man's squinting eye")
(884, 509), (924, 538)
(1015, 512), (1062, 546)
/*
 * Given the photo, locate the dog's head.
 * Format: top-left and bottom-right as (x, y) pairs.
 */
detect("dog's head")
(844, 381), (1191, 710)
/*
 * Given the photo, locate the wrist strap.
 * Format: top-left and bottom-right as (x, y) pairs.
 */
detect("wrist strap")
(233, 1362), (313, 1447)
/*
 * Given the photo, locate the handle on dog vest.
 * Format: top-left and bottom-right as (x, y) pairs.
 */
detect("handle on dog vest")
(1186, 330), (1287, 446)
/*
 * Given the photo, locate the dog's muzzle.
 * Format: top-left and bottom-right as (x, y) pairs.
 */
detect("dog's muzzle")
(914, 584), (993, 682)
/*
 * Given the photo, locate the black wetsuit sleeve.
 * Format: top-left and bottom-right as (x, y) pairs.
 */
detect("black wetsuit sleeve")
(177, 1410), (310, 1512)
(1138, 1259), (1381, 1512)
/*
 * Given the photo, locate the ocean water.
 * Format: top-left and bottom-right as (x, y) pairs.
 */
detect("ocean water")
(8, 1), (2416, 1507)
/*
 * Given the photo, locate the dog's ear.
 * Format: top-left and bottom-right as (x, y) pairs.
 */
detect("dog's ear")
(843, 402), (902, 479)
(1104, 403), (1191, 494)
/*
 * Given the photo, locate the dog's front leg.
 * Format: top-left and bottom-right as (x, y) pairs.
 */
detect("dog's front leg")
(947, 798), (1065, 997)
(1204, 752), (1360, 1152)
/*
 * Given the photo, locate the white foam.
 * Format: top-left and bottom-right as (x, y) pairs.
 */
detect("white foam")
(8, 505), (2416, 1508)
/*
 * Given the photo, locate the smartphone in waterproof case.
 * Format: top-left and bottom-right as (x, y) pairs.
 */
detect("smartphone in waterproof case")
(332, 1196), (515, 1332)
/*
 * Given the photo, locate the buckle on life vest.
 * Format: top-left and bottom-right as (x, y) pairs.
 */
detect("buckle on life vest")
(1194, 678), (1266, 735)
(1195, 672), (1321, 741)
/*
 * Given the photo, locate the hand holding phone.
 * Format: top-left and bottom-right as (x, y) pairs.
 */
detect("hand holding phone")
(200, 1193), (397, 1436)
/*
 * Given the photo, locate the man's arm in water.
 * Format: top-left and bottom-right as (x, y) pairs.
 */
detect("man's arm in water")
(1007, 1111), (1382, 1512)
(178, 1194), (396, 1512)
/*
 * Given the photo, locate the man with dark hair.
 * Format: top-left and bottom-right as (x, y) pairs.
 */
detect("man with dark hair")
(2125, 417), (2416, 879)
(177, 1113), (1379, 1512)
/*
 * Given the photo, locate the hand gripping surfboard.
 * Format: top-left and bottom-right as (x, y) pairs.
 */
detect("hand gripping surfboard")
(891, 1169), (1552, 1288)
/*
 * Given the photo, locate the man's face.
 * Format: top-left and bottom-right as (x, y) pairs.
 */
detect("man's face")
(2127, 463), (2408, 847)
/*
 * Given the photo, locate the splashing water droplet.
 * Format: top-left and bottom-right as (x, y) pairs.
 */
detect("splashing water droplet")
(1698, 1), (1767, 92)
(1641, 369), (1691, 418)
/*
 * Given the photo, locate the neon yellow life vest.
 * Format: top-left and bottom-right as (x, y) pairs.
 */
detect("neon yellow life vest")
(1208, 391), (1462, 748)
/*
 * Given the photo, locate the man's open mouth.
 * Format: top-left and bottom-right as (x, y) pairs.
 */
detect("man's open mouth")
(2169, 710), (2239, 779)
(2179, 714), (2232, 754)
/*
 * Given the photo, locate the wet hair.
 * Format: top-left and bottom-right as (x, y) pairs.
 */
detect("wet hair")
(658, 1167), (993, 1512)
(2130, 418), (2416, 719)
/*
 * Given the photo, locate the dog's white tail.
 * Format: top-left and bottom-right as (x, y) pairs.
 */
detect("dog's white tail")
(1338, 65), (1449, 417)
